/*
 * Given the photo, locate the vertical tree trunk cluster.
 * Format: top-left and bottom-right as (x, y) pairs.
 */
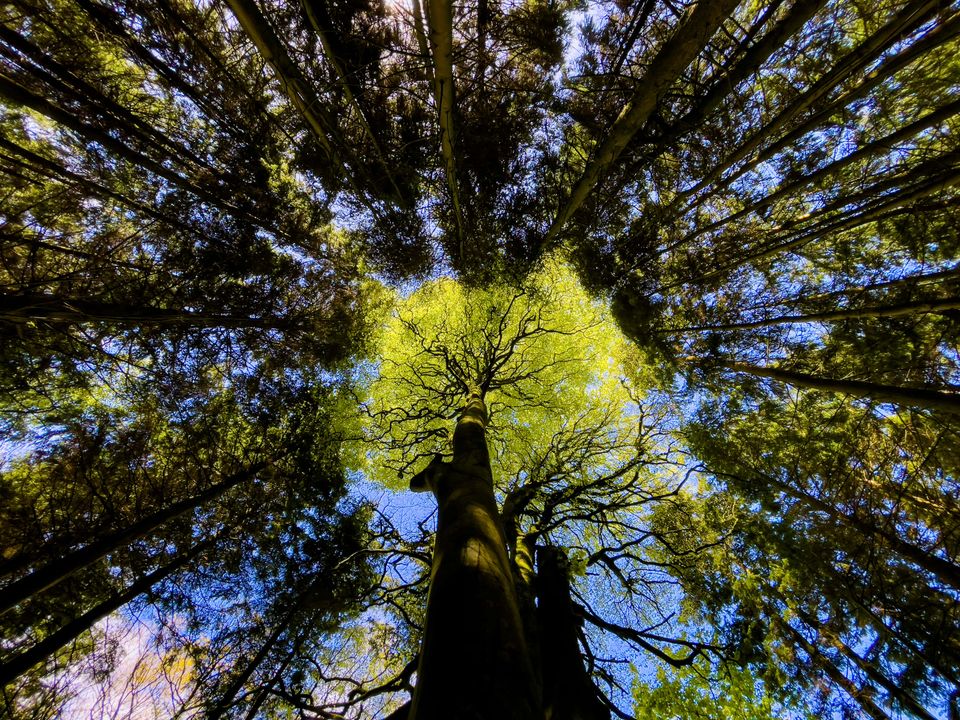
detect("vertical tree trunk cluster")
(408, 392), (609, 720)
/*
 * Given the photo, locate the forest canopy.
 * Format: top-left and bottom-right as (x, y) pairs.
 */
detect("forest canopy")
(0, 0), (958, 718)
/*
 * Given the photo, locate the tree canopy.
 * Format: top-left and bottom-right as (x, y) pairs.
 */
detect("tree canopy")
(1, 0), (959, 718)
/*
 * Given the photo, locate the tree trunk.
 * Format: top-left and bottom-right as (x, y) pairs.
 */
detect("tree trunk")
(773, 614), (891, 720)
(425, 0), (465, 251)
(661, 296), (960, 333)
(0, 464), (260, 617)
(0, 540), (210, 686)
(408, 392), (539, 720)
(0, 71), (230, 211)
(713, 359), (960, 414)
(536, 546), (610, 720)
(0, 293), (294, 330)
(0, 24), (214, 173)
(209, 601), (300, 719)
(299, 0), (407, 206)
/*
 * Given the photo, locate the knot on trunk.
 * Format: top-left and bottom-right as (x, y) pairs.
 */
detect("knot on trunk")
(409, 454), (447, 493)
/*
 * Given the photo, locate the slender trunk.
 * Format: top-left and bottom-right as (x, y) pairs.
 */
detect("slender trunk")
(408, 392), (539, 720)
(846, 593), (960, 687)
(209, 607), (298, 719)
(241, 651), (296, 720)
(660, 296), (960, 333)
(752, 9), (960, 171)
(299, 0), (408, 205)
(0, 540), (210, 686)
(0, 293), (295, 330)
(723, 467), (960, 590)
(545, 0), (739, 248)
(71, 0), (249, 143)
(536, 546), (610, 720)
(686, 97), (960, 241)
(677, 0), (943, 203)
(603, 0), (653, 88)
(711, 359), (960, 414)
(0, 465), (260, 617)
(0, 24), (214, 173)
(425, 0), (465, 253)
(0, 136), (206, 242)
(798, 265), (960, 306)
(670, 0), (827, 140)
(795, 609), (936, 720)
(223, 0), (376, 214)
(666, 162), (960, 290)
(0, 71), (233, 212)
(773, 615), (890, 720)
(411, 0), (434, 83)
(0, 228), (144, 270)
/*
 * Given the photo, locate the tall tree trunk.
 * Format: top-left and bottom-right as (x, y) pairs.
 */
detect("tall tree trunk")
(408, 392), (539, 720)
(299, 0), (408, 206)
(536, 546), (610, 720)
(660, 296), (960, 333)
(0, 540), (210, 686)
(208, 601), (301, 719)
(0, 71), (240, 214)
(0, 464), (261, 617)
(0, 293), (296, 330)
(773, 614), (891, 720)
(425, 0), (465, 253)
(712, 359), (960, 413)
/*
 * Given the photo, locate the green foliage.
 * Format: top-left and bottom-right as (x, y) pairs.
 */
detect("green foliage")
(359, 258), (633, 486)
(633, 660), (810, 720)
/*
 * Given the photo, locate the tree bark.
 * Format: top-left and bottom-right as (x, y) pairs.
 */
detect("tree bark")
(0, 464), (261, 617)
(713, 359), (960, 414)
(0, 540), (210, 686)
(408, 392), (539, 720)
(661, 296), (960, 333)
(536, 546), (610, 720)
(0, 293), (296, 330)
